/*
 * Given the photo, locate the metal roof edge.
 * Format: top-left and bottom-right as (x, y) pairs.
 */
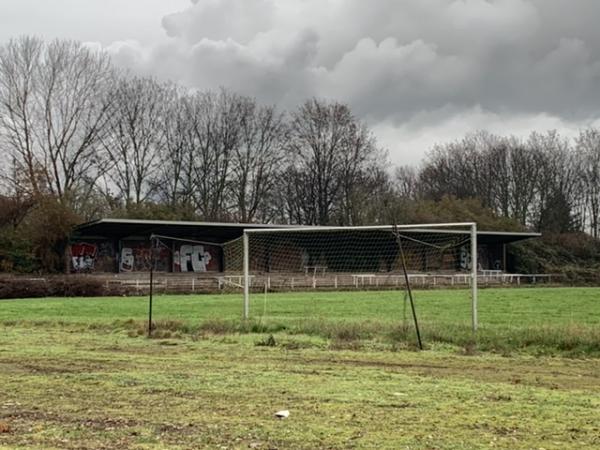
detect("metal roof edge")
(74, 219), (542, 238)
(74, 218), (300, 229)
(73, 218), (105, 230)
(477, 231), (541, 237)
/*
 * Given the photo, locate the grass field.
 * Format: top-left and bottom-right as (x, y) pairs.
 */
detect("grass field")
(1, 287), (600, 448)
(2, 287), (600, 355)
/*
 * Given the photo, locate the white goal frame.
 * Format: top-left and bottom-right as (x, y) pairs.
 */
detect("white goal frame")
(242, 222), (478, 331)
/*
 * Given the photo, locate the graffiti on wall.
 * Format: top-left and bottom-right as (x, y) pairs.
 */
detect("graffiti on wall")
(459, 245), (470, 270)
(119, 247), (134, 272)
(119, 241), (170, 272)
(460, 245), (493, 271)
(173, 244), (220, 272)
(71, 242), (97, 272)
(70, 241), (116, 273)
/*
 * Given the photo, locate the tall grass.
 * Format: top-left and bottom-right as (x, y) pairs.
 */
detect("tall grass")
(3, 315), (599, 356)
(3, 288), (600, 356)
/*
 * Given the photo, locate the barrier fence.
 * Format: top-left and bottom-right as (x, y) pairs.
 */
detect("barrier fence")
(0, 272), (564, 298)
(91, 272), (564, 294)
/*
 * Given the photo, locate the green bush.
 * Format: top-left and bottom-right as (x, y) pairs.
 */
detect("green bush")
(510, 232), (600, 283)
(0, 230), (39, 273)
(0, 276), (121, 299)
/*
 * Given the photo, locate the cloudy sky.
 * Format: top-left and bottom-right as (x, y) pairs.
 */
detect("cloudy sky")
(1, 0), (600, 165)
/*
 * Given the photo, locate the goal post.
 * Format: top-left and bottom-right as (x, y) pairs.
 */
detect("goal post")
(243, 231), (250, 320)
(470, 223), (478, 331)
(233, 222), (479, 332)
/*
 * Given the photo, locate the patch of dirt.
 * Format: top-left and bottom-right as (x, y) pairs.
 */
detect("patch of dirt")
(156, 422), (199, 435)
(0, 357), (131, 375)
(77, 417), (140, 431)
(281, 354), (600, 391)
(0, 410), (48, 422)
(484, 393), (512, 402)
(1, 409), (141, 431)
(17, 363), (82, 375)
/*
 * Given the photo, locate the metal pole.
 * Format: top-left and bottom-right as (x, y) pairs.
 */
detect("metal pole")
(470, 223), (478, 332)
(244, 222), (477, 234)
(148, 237), (155, 338)
(243, 232), (250, 320)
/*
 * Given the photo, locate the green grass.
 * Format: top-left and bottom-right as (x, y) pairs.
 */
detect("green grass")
(1, 326), (600, 449)
(1, 287), (600, 448)
(2, 287), (600, 355)
(2, 287), (600, 326)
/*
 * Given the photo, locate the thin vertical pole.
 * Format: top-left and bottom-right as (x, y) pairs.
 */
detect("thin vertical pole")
(243, 232), (250, 320)
(148, 237), (155, 338)
(471, 223), (478, 332)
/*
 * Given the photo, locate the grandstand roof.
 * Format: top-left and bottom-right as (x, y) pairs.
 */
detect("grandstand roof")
(73, 218), (540, 245)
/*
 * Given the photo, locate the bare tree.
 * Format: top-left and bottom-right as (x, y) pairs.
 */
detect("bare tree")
(35, 40), (114, 202)
(154, 86), (193, 210)
(420, 139), (482, 201)
(394, 166), (419, 200)
(103, 76), (168, 207)
(337, 123), (381, 226)
(230, 100), (286, 223)
(577, 128), (600, 237)
(486, 139), (512, 218)
(506, 144), (540, 226)
(283, 99), (382, 225)
(341, 165), (394, 225)
(186, 89), (245, 220)
(420, 132), (506, 210)
(0, 36), (44, 196)
(528, 131), (581, 232)
(0, 37), (115, 208)
(419, 132), (547, 228)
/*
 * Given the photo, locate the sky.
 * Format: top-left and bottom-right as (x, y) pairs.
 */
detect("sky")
(1, 0), (600, 166)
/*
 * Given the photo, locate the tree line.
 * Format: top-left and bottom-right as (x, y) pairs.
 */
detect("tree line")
(1, 36), (600, 272)
(410, 130), (600, 237)
(0, 36), (385, 227)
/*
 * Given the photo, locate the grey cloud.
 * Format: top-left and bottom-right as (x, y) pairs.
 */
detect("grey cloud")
(101, 0), (600, 160)
(161, 0), (274, 44)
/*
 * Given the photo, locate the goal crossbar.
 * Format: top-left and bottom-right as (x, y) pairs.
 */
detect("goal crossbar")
(242, 222), (476, 234)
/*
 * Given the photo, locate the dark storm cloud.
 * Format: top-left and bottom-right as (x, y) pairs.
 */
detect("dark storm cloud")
(100, 0), (600, 162)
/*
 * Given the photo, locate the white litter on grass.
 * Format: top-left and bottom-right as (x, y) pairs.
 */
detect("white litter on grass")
(275, 410), (290, 419)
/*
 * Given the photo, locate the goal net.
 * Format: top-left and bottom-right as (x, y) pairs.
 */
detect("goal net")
(223, 223), (478, 332)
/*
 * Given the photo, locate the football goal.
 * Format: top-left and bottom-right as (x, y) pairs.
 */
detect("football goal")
(223, 223), (479, 332)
